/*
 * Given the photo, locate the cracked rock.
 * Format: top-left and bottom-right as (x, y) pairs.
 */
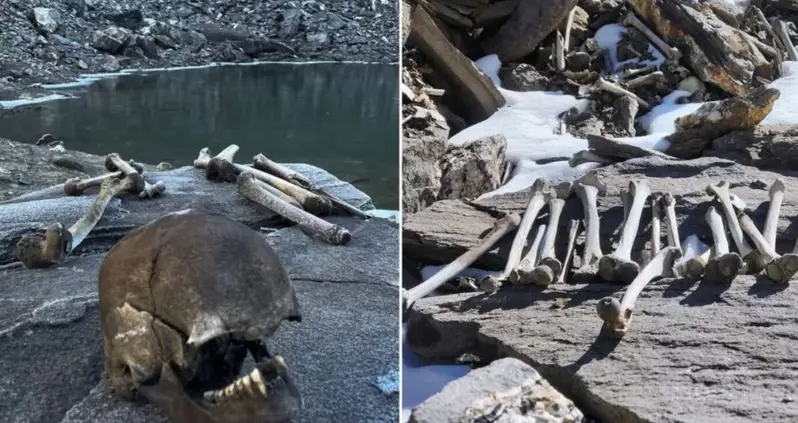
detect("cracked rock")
(438, 134), (507, 201)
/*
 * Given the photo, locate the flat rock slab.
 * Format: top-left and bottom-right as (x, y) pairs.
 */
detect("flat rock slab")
(0, 217), (399, 423)
(407, 276), (798, 423)
(0, 164), (374, 264)
(403, 157), (798, 268)
(409, 357), (584, 423)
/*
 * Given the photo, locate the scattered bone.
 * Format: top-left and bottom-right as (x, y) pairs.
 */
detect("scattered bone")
(237, 171), (350, 246)
(528, 182), (572, 286)
(662, 193), (681, 252)
(622, 11), (682, 61)
(504, 180), (549, 277)
(256, 179), (303, 209)
(598, 180), (651, 284)
(594, 78), (651, 109)
(64, 172), (122, 196)
(403, 213), (521, 308)
(555, 31), (565, 71)
(205, 144), (241, 182)
(704, 205), (743, 283)
(572, 180), (604, 282)
(626, 71), (665, 90)
(597, 247), (682, 337)
(252, 153), (312, 189)
(706, 181), (760, 273)
(195, 147), (332, 215)
(557, 219), (581, 283)
(564, 7), (577, 52)
(750, 6), (785, 52)
(739, 212), (798, 283)
(104, 153), (146, 195)
(508, 224), (547, 285)
(650, 193), (662, 257)
(774, 20), (798, 61)
(763, 179), (785, 248)
(139, 181), (166, 199)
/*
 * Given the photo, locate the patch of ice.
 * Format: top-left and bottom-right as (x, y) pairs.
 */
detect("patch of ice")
(762, 61), (798, 125)
(402, 324), (470, 423)
(368, 209), (399, 222)
(375, 369), (399, 395)
(420, 265), (500, 281)
(475, 54), (502, 87)
(0, 93), (72, 109)
(481, 160), (600, 199)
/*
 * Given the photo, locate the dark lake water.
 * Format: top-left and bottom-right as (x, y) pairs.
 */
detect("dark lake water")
(0, 63), (399, 209)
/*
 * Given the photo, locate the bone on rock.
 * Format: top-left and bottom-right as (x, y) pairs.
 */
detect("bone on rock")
(507, 224), (547, 285)
(598, 180), (651, 284)
(597, 246), (682, 337)
(738, 210), (798, 284)
(503, 179), (550, 279)
(572, 179), (605, 282)
(706, 181), (761, 274)
(528, 182), (573, 286)
(558, 219), (581, 283)
(703, 205), (743, 283)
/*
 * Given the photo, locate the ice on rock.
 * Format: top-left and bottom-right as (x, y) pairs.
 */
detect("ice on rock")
(475, 54), (502, 87)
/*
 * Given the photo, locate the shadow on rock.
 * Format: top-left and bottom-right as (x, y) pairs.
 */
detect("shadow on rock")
(564, 325), (623, 373)
(680, 277), (733, 306)
(748, 275), (790, 297)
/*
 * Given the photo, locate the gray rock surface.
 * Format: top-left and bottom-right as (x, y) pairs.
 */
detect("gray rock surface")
(499, 63), (551, 92)
(409, 357), (585, 423)
(402, 114), (449, 215)
(406, 273), (798, 423)
(0, 215), (399, 423)
(403, 156), (798, 269)
(708, 124), (798, 171)
(438, 134), (506, 201)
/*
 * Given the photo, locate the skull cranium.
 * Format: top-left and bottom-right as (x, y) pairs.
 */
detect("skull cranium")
(99, 209), (303, 422)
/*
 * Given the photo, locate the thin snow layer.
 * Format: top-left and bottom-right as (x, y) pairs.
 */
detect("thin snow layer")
(402, 324), (471, 423)
(763, 61), (798, 124)
(0, 93), (71, 109)
(475, 54), (502, 87)
(594, 24), (666, 77)
(483, 160), (600, 199)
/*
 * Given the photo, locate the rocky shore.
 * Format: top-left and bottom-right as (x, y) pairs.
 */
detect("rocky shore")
(0, 140), (400, 422)
(402, 0), (798, 422)
(0, 0), (398, 100)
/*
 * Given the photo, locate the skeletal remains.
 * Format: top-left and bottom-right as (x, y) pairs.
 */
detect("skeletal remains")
(99, 210), (302, 423)
(403, 176), (798, 336)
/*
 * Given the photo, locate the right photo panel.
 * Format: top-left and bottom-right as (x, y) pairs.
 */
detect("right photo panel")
(401, 0), (798, 422)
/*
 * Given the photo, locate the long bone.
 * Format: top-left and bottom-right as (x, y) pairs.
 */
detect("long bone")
(64, 160), (145, 196)
(764, 179), (785, 248)
(598, 180), (651, 284)
(508, 224), (547, 285)
(254, 154), (371, 220)
(252, 153), (312, 188)
(662, 193), (681, 252)
(678, 195), (747, 279)
(557, 219), (581, 283)
(206, 144), (241, 182)
(503, 180), (550, 277)
(14, 172), (144, 269)
(572, 180), (605, 282)
(774, 20), (798, 61)
(650, 193), (662, 256)
(616, 188), (632, 238)
(706, 181), (762, 273)
(105, 154), (164, 199)
(703, 205), (743, 283)
(738, 212), (798, 283)
(594, 78), (651, 109)
(597, 246), (682, 337)
(404, 213), (521, 307)
(528, 182), (573, 286)
(622, 12), (682, 62)
(237, 172), (350, 246)
(195, 147), (332, 215)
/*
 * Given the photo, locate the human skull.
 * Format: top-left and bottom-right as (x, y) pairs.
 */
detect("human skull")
(99, 209), (303, 422)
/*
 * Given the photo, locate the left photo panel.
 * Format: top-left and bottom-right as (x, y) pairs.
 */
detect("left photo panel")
(0, 1), (400, 422)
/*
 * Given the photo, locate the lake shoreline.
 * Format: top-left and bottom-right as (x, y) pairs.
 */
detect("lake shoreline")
(0, 0), (398, 103)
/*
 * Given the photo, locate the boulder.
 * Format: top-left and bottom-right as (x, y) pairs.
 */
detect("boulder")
(409, 357), (585, 423)
(406, 274), (798, 422)
(438, 134), (506, 201)
(402, 156), (798, 268)
(0, 216), (399, 423)
(32, 8), (59, 34)
(402, 111), (449, 215)
(481, 0), (579, 62)
(92, 26), (133, 54)
(707, 124), (798, 171)
(666, 87), (780, 159)
(627, 0), (768, 96)
(499, 63), (550, 91)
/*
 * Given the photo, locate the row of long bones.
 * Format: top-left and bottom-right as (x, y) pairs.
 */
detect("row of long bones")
(9, 145), (366, 269)
(404, 177), (795, 338)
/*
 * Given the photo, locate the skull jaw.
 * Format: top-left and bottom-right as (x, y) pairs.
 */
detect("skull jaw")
(138, 357), (302, 423)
